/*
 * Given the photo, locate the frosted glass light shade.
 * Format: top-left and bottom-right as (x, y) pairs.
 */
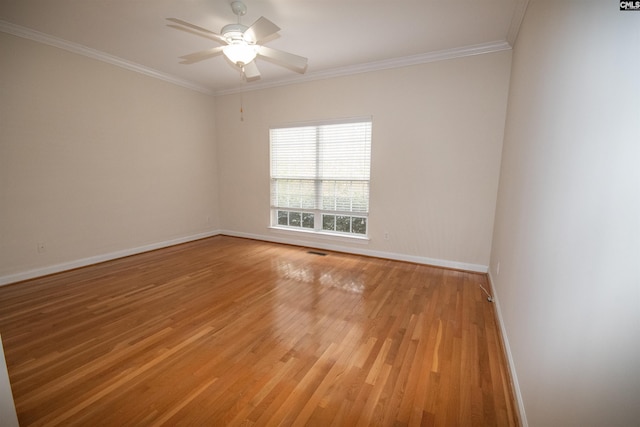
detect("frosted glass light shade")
(223, 43), (257, 65)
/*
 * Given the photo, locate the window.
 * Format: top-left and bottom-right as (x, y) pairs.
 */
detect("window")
(270, 119), (372, 237)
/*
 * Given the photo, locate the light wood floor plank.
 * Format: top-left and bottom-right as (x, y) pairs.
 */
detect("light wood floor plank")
(0, 235), (519, 426)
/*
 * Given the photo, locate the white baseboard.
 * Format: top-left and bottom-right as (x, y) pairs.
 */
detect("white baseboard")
(221, 229), (489, 273)
(1, 229), (487, 286)
(0, 230), (221, 287)
(487, 272), (528, 427)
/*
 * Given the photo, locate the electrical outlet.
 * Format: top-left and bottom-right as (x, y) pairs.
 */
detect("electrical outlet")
(384, 231), (389, 240)
(37, 242), (46, 253)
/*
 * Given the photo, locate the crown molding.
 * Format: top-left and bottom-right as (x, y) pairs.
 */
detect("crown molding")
(506, 0), (530, 47)
(1, 19), (512, 98)
(214, 40), (512, 96)
(0, 20), (214, 95)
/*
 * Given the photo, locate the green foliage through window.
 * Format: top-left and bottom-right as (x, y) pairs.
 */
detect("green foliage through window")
(278, 210), (315, 229)
(322, 214), (367, 235)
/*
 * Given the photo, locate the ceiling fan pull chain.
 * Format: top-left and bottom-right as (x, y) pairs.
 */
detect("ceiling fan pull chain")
(239, 68), (245, 122)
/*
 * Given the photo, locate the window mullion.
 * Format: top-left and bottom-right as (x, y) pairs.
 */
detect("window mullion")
(314, 128), (322, 231)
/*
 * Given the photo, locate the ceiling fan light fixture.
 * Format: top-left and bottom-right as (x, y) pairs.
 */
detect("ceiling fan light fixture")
(168, 0), (307, 79)
(223, 42), (257, 65)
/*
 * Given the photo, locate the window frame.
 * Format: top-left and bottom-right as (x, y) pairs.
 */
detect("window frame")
(269, 117), (372, 239)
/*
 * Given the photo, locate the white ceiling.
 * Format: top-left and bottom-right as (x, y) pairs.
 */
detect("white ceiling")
(0, 0), (526, 95)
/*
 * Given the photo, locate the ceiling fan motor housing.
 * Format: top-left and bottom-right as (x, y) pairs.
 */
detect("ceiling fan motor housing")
(221, 23), (251, 44)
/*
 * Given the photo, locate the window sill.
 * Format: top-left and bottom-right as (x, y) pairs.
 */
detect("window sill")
(268, 226), (370, 244)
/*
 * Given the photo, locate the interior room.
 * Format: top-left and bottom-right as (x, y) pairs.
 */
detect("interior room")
(1, 1), (638, 426)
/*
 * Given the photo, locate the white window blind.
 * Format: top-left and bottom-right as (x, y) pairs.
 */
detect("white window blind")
(270, 119), (372, 236)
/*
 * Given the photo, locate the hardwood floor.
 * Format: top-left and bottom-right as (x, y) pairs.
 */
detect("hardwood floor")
(0, 236), (519, 426)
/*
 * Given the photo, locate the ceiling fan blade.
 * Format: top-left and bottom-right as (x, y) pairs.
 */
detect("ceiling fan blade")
(257, 45), (308, 73)
(244, 16), (280, 43)
(167, 25), (225, 44)
(242, 61), (261, 80)
(179, 47), (225, 64)
(166, 18), (226, 43)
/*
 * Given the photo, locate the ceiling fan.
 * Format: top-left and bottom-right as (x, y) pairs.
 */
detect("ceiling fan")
(167, 1), (308, 80)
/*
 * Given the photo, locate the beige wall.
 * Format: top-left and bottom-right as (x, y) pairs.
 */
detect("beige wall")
(490, 1), (640, 425)
(1, 30), (511, 280)
(0, 33), (219, 282)
(216, 50), (512, 271)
